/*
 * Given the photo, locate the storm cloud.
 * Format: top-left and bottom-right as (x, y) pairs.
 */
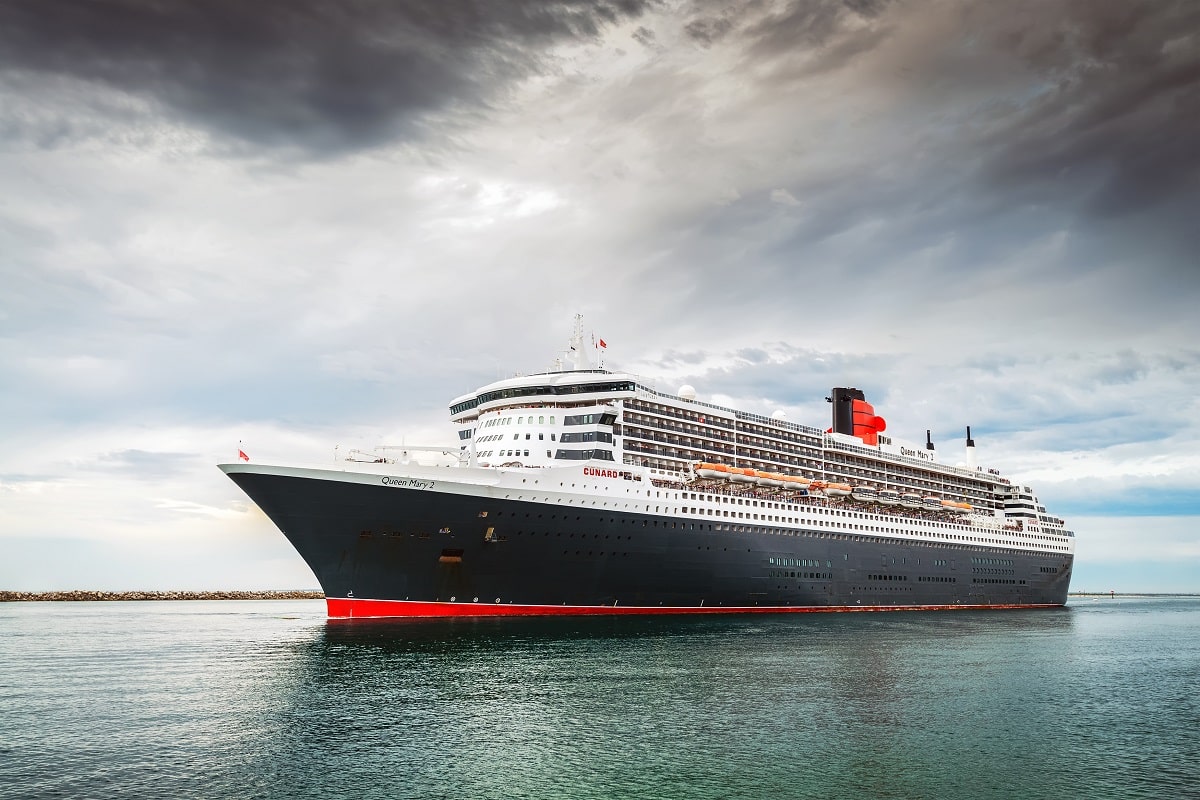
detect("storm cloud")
(0, 0), (657, 154)
(2, 0), (1198, 591)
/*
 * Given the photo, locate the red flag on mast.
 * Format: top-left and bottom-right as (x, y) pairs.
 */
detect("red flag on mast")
(238, 449), (249, 462)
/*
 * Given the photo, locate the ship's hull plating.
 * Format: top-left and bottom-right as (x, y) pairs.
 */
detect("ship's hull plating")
(227, 468), (1073, 618)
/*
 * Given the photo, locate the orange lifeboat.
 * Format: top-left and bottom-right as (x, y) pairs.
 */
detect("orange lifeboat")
(695, 463), (731, 480)
(755, 470), (784, 488)
(730, 467), (758, 484)
(779, 475), (810, 490)
(940, 499), (972, 514)
(825, 482), (852, 497)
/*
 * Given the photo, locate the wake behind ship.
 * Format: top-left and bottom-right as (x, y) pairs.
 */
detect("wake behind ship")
(221, 317), (1074, 618)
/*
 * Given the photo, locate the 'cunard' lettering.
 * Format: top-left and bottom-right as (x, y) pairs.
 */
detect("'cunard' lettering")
(584, 467), (632, 479)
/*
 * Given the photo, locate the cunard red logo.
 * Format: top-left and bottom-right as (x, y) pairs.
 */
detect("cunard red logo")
(584, 467), (623, 478)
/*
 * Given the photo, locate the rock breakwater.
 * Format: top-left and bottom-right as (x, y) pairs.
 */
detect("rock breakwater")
(0, 590), (325, 602)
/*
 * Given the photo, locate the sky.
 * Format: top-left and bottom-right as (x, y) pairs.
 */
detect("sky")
(2, 0), (1198, 594)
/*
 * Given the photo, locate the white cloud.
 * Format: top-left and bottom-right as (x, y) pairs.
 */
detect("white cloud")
(769, 188), (801, 206)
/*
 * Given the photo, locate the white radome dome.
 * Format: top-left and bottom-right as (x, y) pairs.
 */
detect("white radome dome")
(770, 409), (787, 421)
(678, 384), (697, 401)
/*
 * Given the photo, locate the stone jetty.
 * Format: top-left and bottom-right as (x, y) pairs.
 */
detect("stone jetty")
(0, 590), (324, 602)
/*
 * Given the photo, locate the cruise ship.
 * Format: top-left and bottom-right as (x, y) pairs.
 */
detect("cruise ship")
(221, 316), (1075, 618)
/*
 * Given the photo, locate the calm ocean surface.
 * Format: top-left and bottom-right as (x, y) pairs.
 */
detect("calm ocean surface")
(1, 598), (1197, 800)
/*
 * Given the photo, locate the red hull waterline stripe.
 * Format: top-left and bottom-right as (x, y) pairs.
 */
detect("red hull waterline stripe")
(326, 598), (1063, 619)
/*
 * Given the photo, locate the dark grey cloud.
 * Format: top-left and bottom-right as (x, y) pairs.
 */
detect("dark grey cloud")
(1084, 351), (1150, 387)
(658, 349), (710, 367)
(734, 347), (771, 364)
(632, 25), (658, 48)
(740, 0), (894, 56)
(683, 14), (734, 48)
(623, 0), (1200, 336)
(0, 0), (656, 155)
(965, 2), (1200, 223)
(682, 0), (896, 77)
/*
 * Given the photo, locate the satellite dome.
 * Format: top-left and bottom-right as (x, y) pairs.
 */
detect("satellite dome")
(770, 409), (787, 421)
(678, 384), (697, 400)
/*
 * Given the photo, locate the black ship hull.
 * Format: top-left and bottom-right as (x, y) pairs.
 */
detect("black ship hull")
(225, 465), (1073, 618)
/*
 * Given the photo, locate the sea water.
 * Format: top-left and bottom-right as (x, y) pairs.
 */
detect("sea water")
(1, 597), (1197, 800)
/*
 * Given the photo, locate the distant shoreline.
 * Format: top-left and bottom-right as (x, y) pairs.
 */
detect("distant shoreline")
(0, 590), (324, 602)
(1069, 592), (1200, 598)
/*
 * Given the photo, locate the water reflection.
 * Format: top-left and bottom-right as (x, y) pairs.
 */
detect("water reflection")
(314, 604), (1078, 651)
(239, 609), (1088, 798)
(12, 598), (1196, 800)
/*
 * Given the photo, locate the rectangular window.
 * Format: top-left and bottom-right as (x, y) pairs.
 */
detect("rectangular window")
(554, 448), (615, 461)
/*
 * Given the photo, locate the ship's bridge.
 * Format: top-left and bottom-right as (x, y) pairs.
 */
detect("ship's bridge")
(449, 370), (636, 422)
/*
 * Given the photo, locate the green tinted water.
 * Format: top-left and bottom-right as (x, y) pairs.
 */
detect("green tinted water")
(1, 598), (1196, 799)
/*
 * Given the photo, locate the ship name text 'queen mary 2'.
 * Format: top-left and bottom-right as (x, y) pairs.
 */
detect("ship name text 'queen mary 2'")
(221, 316), (1074, 618)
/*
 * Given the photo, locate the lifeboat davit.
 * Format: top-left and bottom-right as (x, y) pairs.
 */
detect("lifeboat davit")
(755, 470), (784, 488)
(851, 486), (878, 502)
(899, 492), (922, 509)
(825, 482), (852, 497)
(730, 467), (758, 484)
(695, 462), (731, 480)
(878, 489), (900, 505)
